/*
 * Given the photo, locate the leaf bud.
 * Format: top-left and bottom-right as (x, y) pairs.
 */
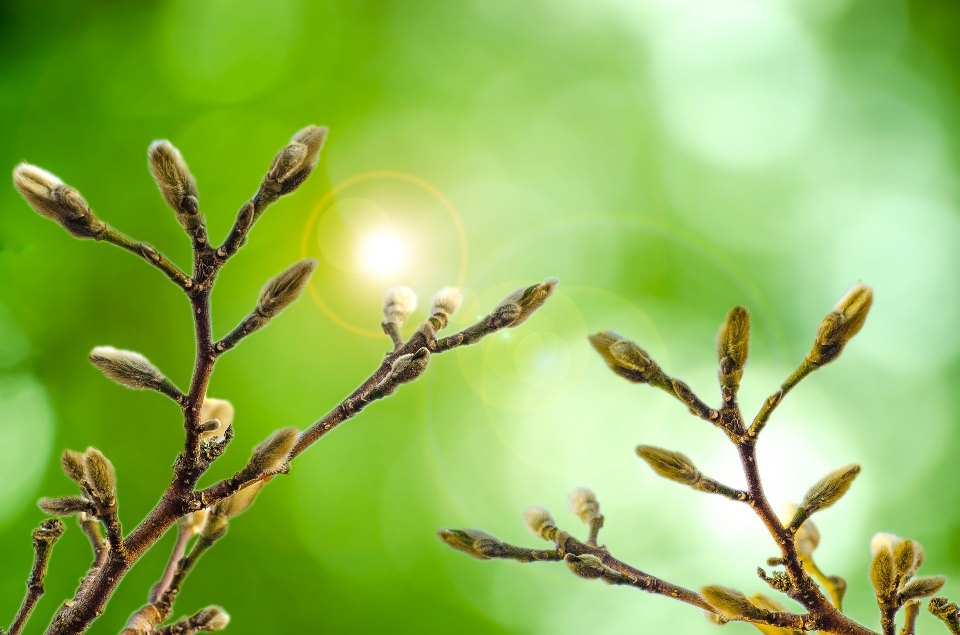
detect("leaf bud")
(800, 464), (860, 517)
(83, 447), (116, 511)
(490, 279), (558, 329)
(717, 306), (750, 385)
(384, 347), (430, 386)
(807, 283), (873, 366)
(589, 331), (663, 384)
(382, 285), (418, 329)
(38, 496), (95, 516)
(13, 163), (106, 238)
(89, 346), (170, 393)
(147, 140), (199, 218)
(436, 528), (505, 560)
(900, 576), (946, 601)
(264, 125), (327, 195)
(239, 427), (298, 480)
(564, 553), (608, 580)
(870, 543), (895, 597)
(256, 259), (317, 319)
(567, 487), (601, 524)
(193, 606), (231, 631)
(636, 445), (701, 486)
(430, 286), (463, 317)
(522, 505), (557, 540)
(701, 585), (767, 621)
(61, 449), (86, 486)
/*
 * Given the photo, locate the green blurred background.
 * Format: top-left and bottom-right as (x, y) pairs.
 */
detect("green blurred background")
(2, 0), (960, 633)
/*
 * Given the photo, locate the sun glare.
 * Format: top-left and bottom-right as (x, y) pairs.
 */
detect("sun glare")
(359, 231), (406, 277)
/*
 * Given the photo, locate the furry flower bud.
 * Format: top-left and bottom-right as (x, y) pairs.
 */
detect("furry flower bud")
(239, 428), (298, 480)
(800, 464), (860, 518)
(430, 287), (463, 317)
(13, 163), (105, 238)
(38, 496), (95, 516)
(701, 585), (767, 621)
(265, 125), (327, 195)
(387, 348), (430, 385)
(871, 543), (895, 597)
(589, 331), (662, 384)
(89, 346), (171, 393)
(437, 528), (505, 560)
(382, 286), (418, 328)
(717, 306), (750, 386)
(522, 506), (556, 540)
(61, 449), (86, 486)
(83, 448), (116, 511)
(900, 576), (946, 601)
(200, 398), (234, 441)
(148, 141), (199, 218)
(564, 553), (608, 580)
(636, 445), (701, 486)
(808, 283), (873, 366)
(202, 482), (266, 542)
(567, 487), (601, 524)
(193, 606), (230, 631)
(256, 259), (317, 318)
(490, 279), (558, 329)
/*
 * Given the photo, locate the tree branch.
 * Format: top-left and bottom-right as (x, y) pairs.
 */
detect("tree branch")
(97, 226), (194, 291)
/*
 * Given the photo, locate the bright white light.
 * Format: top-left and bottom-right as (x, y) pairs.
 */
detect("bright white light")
(359, 231), (406, 277)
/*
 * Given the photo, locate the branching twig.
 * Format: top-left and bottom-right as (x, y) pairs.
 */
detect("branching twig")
(6, 520), (64, 635)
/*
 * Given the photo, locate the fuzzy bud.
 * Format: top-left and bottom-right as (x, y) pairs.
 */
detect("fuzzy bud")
(89, 346), (170, 393)
(437, 528), (505, 560)
(800, 464), (860, 518)
(871, 543), (895, 597)
(200, 398), (234, 441)
(13, 163), (105, 238)
(385, 348), (430, 385)
(567, 487), (601, 524)
(589, 331), (661, 384)
(430, 287), (463, 317)
(717, 306), (750, 385)
(264, 125), (327, 195)
(256, 259), (317, 319)
(871, 532), (903, 556)
(636, 445), (701, 486)
(522, 506), (556, 540)
(83, 447), (116, 511)
(382, 286), (418, 328)
(202, 482), (265, 542)
(147, 141), (199, 217)
(61, 449), (86, 486)
(193, 606), (231, 631)
(895, 539), (923, 580)
(38, 496), (95, 516)
(490, 279), (558, 329)
(701, 585), (767, 621)
(178, 509), (208, 537)
(239, 428), (298, 480)
(808, 283), (873, 366)
(900, 576), (946, 601)
(564, 553), (608, 580)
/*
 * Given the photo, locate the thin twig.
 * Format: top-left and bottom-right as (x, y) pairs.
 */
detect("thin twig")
(7, 519), (64, 635)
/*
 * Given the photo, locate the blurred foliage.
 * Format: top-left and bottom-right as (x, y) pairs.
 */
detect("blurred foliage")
(2, 0), (960, 633)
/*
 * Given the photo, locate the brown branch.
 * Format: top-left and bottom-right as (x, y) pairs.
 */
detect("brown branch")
(749, 360), (816, 437)
(97, 225), (194, 291)
(7, 519), (64, 635)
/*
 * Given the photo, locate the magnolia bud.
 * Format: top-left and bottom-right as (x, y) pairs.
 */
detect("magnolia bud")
(490, 279), (557, 329)
(800, 464), (860, 517)
(382, 286), (418, 328)
(437, 528), (505, 560)
(900, 576), (946, 601)
(522, 506), (556, 540)
(717, 306), (750, 385)
(256, 259), (317, 318)
(264, 125), (327, 195)
(13, 163), (105, 238)
(240, 428), (298, 480)
(89, 346), (170, 392)
(871, 532), (903, 556)
(147, 141), (198, 217)
(564, 553), (608, 580)
(383, 348), (430, 386)
(193, 606), (231, 631)
(202, 482), (265, 542)
(636, 445), (700, 486)
(870, 544), (895, 597)
(567, 487), (601, 524)
(895, 540), (922, 580)
(430, 287), (463, 317)
(808, 283), (873, 366)
(200, 398), (234, 441)
(38, 496), (95, 516)
(83, 447), (116, 511)
(61, 449), (86, 486)
(589, 332), (661, 384)
(701, 585), (766, 621)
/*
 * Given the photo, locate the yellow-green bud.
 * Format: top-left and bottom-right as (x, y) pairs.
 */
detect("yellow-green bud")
(567, 487), (600, 524)
(61, 449), (86, 486)
(800, 464), (860, 517)
(147, 140), (199, 218)
(436, 528), (504, 560)
(701, 585), (767, 620)
(256, 259), (317, 318)
(870, 544), (895, 597)
(83, 447), (116, 511)
(636, 445), (700, 486)
(900, 576), (946, 601)
(808, 283), (873, 366)
(38, 496), (95, 516)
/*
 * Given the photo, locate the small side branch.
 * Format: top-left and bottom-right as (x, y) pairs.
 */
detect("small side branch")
(7, 519), (65, 635)
(749, 361), (815, 437)
(929, 598), (960, 634)
(98, 226), (194, 291)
